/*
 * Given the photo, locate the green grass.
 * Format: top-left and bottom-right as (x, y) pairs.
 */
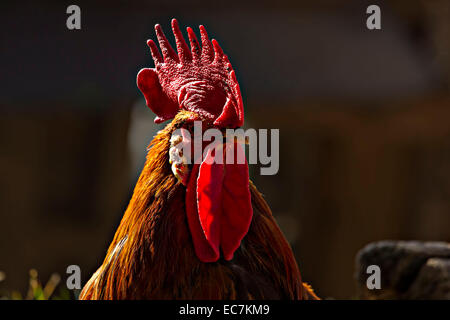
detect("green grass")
(0, 269), (77, 300)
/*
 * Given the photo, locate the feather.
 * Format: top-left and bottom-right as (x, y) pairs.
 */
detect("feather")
(80, 111), (317, 299)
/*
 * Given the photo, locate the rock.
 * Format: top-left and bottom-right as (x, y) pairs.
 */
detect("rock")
(408, 258), (450, 299)
(355, 241), (450, 299)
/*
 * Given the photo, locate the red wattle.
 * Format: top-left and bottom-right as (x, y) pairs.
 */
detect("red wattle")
(185, 143), (253, 262)
(186, 163), (219, 262)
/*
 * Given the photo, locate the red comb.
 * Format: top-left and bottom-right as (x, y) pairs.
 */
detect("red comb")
(137, 19), (244, 127)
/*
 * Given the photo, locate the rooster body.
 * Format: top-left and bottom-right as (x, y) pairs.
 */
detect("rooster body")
(80, 20), (317, 300)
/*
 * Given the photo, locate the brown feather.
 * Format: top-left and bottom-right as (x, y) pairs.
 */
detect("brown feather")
(80, 111), (317, 300)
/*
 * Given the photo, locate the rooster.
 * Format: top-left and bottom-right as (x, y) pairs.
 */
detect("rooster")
(80, 19), (318, 300)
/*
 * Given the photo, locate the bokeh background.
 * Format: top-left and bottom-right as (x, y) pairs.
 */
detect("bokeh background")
(1, 0), (449, 299)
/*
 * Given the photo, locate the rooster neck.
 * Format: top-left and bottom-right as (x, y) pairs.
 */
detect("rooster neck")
(97, 112), (203, 298)
(81, 111), (306, 300)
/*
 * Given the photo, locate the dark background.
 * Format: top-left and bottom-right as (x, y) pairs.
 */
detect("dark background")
(1, 0), (449, 299)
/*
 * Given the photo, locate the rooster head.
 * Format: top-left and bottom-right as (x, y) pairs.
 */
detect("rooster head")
(137, 19), (251, 264)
